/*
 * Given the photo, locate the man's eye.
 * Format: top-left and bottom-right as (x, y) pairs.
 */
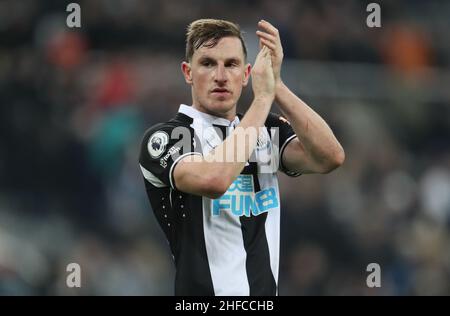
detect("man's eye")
(202, 61), (212, 67)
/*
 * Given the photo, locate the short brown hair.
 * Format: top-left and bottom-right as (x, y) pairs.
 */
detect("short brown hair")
(185, 19), (247, 61)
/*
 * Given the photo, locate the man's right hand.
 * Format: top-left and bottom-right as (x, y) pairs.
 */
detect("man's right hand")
(251, 45), (275, 102)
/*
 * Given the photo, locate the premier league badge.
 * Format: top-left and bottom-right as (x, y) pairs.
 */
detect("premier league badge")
(148, 131), (169, 158)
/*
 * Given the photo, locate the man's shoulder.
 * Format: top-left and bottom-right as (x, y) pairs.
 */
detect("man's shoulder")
(141, 114), (193, 142)
(139, 112), (199, 171)
(142, 122), (171, 141)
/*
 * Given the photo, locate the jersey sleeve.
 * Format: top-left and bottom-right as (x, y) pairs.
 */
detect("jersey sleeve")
(139, 123), (202, 190)
(265, 112), (301, 177)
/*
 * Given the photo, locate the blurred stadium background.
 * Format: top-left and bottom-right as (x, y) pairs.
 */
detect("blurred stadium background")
(1, 0), (449, 295)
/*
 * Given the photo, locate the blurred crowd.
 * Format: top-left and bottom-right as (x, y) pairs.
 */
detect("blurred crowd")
(0, 0), (449, 295)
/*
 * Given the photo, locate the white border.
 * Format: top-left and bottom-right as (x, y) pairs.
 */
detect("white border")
(169, 152), (203, 190)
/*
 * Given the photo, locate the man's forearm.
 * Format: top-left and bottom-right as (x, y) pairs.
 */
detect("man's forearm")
(204, 96), (273, 186)
(275, 81), (344, 166)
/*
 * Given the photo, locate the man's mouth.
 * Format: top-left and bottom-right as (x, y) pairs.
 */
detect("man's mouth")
(211, 88), (230, 95)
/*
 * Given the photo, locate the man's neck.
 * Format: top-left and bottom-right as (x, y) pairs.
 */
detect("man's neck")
(192, 103), (236, 122)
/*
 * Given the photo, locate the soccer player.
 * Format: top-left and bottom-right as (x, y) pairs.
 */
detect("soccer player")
(139, 19), (344, 295)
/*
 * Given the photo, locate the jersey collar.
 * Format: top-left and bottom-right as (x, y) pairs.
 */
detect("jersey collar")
(178, 104), (240, 128)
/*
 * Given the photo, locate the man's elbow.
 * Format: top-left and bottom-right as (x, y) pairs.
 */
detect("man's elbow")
(321, 146), (345, 174)
(201, 175), (230, 199)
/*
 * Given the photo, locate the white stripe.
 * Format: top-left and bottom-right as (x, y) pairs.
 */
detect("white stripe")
(169, 187), (173, 209)
(279, 134), (301, 176)
(280, 134), (297, 158)
(193, 118), (250, 295)
(168, 152), (203, 190)
(139, 164), (167, 188)
(202, 197), (250, 296)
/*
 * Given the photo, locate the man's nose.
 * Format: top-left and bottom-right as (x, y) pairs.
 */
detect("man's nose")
(214, 64), (227, 84)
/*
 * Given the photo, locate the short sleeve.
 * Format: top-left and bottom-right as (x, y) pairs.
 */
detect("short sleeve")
(265, 112), (301, 177)
(139, 123), (202, 190)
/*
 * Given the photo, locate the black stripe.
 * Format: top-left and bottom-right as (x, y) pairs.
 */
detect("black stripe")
(147, 186), (215, 295)
(239, 135), (276, 295)
(240, 212), (276, 295)
(169, 113), (214, 295)
(239, 167), (276, 296)
(173, 193), (215, 296)
(143, 111), (215, 295)
(145, 186), (177, 254)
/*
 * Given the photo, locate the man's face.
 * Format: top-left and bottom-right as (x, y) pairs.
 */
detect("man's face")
(182, 36), (251, 120)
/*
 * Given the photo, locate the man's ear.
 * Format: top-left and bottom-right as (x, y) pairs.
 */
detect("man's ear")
(242, 63), (251, 87)
(181, 61), (193, 84)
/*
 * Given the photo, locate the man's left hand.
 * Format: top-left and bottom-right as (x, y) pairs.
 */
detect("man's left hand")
(256, 20), (284, 86)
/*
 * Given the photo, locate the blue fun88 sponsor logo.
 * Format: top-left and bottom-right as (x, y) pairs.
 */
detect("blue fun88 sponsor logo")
(212, 175), (279, 217)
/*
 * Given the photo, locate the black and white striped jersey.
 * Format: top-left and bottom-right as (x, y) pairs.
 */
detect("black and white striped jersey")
(139, 104), (300, 296)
